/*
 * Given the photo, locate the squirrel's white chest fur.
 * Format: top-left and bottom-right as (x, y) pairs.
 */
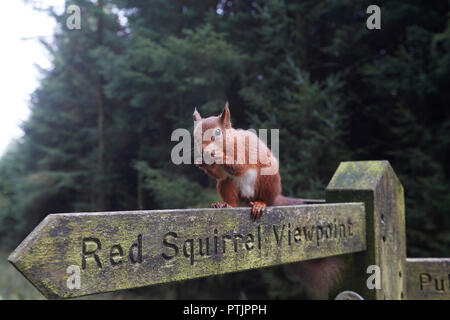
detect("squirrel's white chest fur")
(231, 169), (257, 199)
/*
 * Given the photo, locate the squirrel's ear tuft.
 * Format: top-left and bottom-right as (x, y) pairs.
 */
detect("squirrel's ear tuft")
(193, 107), (202, 121)
(220, 101), (231, 128)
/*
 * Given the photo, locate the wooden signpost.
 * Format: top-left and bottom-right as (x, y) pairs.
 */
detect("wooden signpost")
(8, 203), (366, 299)
(7, 161), (450, 299)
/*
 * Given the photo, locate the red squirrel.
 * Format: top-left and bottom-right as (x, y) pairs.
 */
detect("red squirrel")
(193, 103), (343, 296)
(193, 102), (309, 218)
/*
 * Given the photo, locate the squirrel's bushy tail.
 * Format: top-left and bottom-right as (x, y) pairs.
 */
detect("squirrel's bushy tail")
(274, 195), (343, 297)
(283, 257), (345, 297)
(274, 195), (326, 205)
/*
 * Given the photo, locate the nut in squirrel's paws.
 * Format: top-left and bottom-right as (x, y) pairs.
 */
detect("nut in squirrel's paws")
(211, 202), (232, 208)
(250, 201), (266, 219)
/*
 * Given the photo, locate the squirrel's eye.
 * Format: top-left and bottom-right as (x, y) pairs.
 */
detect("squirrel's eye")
(215, 129), (221, 136)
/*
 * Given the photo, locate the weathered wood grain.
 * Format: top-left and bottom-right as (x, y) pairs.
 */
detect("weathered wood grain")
(406, 258), (450, 300)
(326, 161), (407, 300)
(9, 203), (366, 299)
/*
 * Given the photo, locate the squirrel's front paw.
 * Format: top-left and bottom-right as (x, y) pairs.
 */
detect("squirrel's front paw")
(250, 201), (266, 219)
(211, 202), (231, 208)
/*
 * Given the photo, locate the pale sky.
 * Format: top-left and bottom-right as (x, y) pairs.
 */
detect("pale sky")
(0, 0), (65, 157)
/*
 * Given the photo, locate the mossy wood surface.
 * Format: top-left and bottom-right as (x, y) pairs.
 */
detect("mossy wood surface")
(326, 161), (406, 300)
(406, 258), (450, 300)
(8, 203), (366, 299)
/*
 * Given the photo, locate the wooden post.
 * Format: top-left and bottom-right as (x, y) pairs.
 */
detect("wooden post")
(326, 160), (407, 300)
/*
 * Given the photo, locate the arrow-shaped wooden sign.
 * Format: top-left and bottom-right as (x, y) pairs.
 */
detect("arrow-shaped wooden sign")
(406, 258), (450, 300)
(8, 203), (366, 299)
